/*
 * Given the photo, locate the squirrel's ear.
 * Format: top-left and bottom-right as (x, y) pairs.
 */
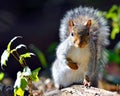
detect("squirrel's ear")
(68, 20), (74, 32)
(86, 20), (91, 29)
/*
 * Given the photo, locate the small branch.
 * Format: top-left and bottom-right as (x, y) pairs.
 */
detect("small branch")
(28, 77), (33, 96)
(11, 52), (19, 62)
(15, 51), (27, 67)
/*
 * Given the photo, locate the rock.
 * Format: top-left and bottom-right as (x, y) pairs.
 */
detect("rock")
(43, 85), (120, 96)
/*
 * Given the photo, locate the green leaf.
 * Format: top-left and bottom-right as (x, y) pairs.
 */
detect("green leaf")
(106, 12), (117, 19)
(47, 42), (58, 53)
(20, 52), (35, 58)
(109, 5), (118, 13)
(29, 45), (48, 68)
(37, 50), (47, 68)
(14, 71), (22, 89)
(11, 44), (27, 53)
(114, 41), (120, 56)
(20, 78), (28, 90)
(0, 72), (4, 80)
(7, 36), (22, 52)
(19, 52), (35, 65)
(1, 36), (23, 69)
(14, 71), (27, 96)
(111, 25), (119, 39)
(108, 51), (120, 64)
(31, 67), (41, 82)
(1, 50), (10, 69)
(23, 66), (31, 76)
(14, 88), (24, 96)
(100, 5), (120, 40)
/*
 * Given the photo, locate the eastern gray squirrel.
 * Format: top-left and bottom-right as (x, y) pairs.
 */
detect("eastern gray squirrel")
(52, 6), (109, 88)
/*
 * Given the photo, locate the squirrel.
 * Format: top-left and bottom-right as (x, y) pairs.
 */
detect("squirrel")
(51, 6), (109, 88)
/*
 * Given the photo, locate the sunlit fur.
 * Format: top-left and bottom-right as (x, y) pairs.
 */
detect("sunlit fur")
(52, 37), (91, 87)
(52, 6), (109, 88)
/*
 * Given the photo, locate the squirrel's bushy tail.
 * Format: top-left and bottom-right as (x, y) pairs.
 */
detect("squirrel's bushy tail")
(59, 6), (109, 47)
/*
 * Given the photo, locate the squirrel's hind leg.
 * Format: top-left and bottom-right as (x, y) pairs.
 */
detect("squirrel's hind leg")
(83, 75), (91, 88)
(54, 83), (64, 90)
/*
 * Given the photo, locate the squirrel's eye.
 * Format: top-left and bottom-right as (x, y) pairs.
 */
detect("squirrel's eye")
(71, 32), (74, 36)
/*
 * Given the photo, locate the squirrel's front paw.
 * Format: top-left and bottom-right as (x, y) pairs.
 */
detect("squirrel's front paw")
(83, 75), (91, 87)
(66, 58), (78, 70)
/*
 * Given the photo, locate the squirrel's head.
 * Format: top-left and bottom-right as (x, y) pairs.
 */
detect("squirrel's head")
(68, 19), (91, 48)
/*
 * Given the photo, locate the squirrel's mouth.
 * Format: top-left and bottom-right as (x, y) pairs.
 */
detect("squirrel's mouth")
(74, 42), (88, 48)
(73, 35), (89, 48)
(79, 44), (87, 48)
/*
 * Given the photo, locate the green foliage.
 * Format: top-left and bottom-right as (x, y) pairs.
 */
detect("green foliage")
(101, 5), (120, 39)
(1, 36), (23, 68)
(36, 50), (47, 68)
(14, 88), (24, 96)
(47, 42), (58, 54)
(108, 41), (120, 64)
(114, 41), (120, 56)
(11, 44), (27, 53)
(19, 53), (35, 65)
(14, 66), (40, 96)
(0, 36), (41, 96)
(108, 50), (120, 64)
(0, 72), (4, 81)
(20, 53), (35, 59)
(29, 42), (58, 69)
(31, 67), (41, 82)
(29, 44), (48, 68)
(7, 36), (22, 52)
(1, 50), (10, 67)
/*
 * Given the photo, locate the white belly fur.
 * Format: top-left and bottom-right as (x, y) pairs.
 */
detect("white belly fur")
(67, 45), (91, 67)
(52, 45), (91, 87)
(64, 45), (91, 85)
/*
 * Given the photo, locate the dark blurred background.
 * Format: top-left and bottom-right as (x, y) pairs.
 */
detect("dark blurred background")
(0, 0), (120, 79)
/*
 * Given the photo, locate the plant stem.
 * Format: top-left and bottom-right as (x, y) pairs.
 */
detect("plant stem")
(11, 52), (25, 68)
(11, 53), (19, 62)
(15, 51), (27, 67)
(28, 78), (33, 96)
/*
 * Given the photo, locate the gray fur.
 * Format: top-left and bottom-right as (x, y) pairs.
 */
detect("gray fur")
(59, 6), (110, 74)
(59, 6), (109, 46)
(52, 6), (110, 88)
